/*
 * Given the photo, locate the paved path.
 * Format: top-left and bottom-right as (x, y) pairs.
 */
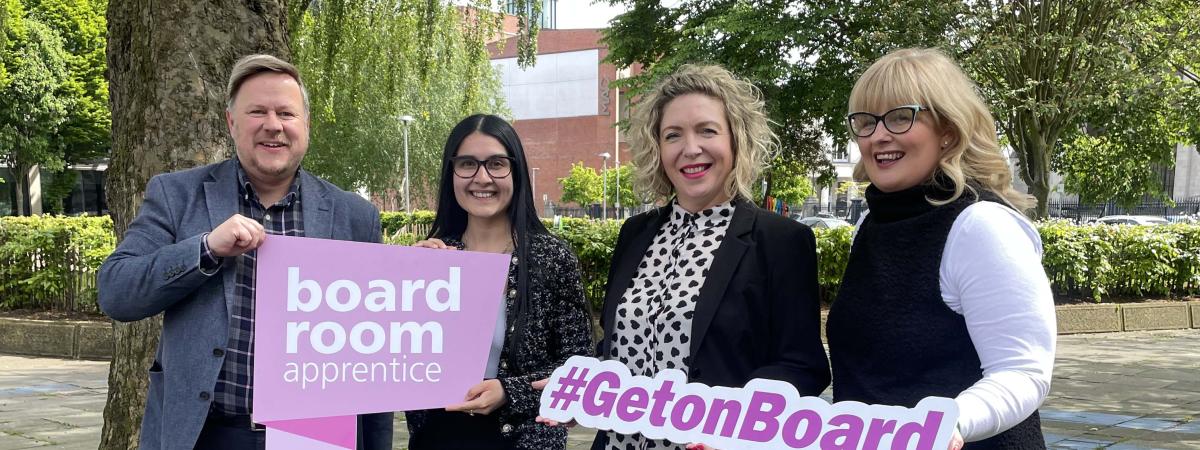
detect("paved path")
(1, 329), (1197, 449)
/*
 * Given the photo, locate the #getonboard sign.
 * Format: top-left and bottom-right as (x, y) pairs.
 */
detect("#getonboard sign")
(253, 236), (510, 424)
(539, 356), (959, 450)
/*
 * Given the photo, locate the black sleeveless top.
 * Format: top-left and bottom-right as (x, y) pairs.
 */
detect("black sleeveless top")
(826, 182), (1044, 449)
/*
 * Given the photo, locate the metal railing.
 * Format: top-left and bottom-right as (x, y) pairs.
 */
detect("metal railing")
(1047, 198), (1200, 222)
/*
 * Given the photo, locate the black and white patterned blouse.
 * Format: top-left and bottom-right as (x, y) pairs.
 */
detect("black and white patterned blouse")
(607, 201), (735, 450)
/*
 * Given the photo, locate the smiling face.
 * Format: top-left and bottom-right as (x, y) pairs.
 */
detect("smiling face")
(226, 71), (309, 186)
(658, 93), (734, 212)
(452, 132), (514, 222)
(855, 106), (949, 192)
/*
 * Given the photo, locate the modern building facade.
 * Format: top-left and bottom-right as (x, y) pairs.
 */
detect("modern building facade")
(0, 162), (108, 216)
(488, 28), (636, 215)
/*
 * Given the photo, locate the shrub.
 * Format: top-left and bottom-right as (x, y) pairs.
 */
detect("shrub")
(1039, 222), (1200, 300)
(381, 210), (436, 243)
(0, 216), (115, 312)
(813, 227), (853, 303)
(5, 216), (1199, 313)
(1040, 220), (1116, 301)
(544, 218), (623, 313)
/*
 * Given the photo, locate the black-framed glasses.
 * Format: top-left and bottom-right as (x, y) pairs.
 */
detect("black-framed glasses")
(847, 105), (930, 138)
(450, 155), (515, 179)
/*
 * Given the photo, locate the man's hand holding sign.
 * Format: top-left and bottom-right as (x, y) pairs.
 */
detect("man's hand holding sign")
(539, 356), (960, 450)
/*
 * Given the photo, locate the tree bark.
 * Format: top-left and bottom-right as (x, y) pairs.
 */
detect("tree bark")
(100, 1), (289, 449)
(11, 162), (28, 216)
(1014, 134), (1052, 219)
(1029, 174), (1051, 220)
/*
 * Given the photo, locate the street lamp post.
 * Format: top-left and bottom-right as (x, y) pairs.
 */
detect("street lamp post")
(599, 152), (611, 219)
(399, 115), (415, 213)
(531, 167), (540, 211)
(613, 80), (621, 219)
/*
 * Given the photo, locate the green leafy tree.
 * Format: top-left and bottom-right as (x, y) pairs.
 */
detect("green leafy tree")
(290, 0), (542, 68)
(0, 0), (16, 185)
(559, 162), (634, 207)
(1046, 3), (1200, 207)
(24, 0), (110, 212)
(291, 0), (508, 204)
(559, 161), (603, 207)
(602, 163), (636, 207)
(0, 0), (13, 88)
(962, 0), (1200, 217)
(759, 154), (815, 206)
(0, 0), (108, 213)
(0, 9), (70, 215)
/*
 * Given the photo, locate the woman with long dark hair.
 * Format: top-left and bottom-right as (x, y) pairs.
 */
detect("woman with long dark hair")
(405, 114), (592, 450)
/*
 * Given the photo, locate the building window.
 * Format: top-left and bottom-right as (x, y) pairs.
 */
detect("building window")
(1155, 163), (1175, 197)
(0, 168), (15, 216)
(506, 0), (556, 29)
(59, 170), (108, 216)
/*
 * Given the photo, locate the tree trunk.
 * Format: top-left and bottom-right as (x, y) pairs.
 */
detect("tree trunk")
(1029, 176), (1050, 220)
(1027, 135), (1053, 220)
(12, 162), (27, 216)
(1012, 123), (1053, 220)
(100, 2), (289, 449)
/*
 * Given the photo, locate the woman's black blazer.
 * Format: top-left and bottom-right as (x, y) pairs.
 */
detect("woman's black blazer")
(592, 199), (830, 448)
(596, 197), (831, 406)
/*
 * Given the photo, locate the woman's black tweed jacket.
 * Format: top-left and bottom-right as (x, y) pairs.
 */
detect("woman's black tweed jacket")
(406, 232), (594, 449)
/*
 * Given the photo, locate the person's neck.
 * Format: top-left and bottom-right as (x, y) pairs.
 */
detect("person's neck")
(678, 192), (733, 213)
(248, 174), (296, 207)
(462, 216), (514, 253)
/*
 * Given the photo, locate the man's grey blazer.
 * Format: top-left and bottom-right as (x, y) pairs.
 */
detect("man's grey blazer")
(98, 159), (392, 450)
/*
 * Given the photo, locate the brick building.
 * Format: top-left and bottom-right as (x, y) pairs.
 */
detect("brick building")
(488, 29), (638, 215)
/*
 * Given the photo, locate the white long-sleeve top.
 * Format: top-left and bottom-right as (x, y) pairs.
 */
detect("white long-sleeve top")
(855, 202), (1057, 442)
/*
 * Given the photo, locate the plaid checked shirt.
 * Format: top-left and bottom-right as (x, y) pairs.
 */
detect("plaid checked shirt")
(201, 162), (304, 415)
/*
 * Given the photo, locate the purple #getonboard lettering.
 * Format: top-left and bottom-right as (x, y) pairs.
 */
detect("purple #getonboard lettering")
(539, 356), (958, 450)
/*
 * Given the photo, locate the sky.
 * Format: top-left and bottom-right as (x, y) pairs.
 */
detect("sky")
(554, 0), (627, 29)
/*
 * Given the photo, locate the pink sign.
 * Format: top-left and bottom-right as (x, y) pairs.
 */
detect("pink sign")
(253, 236), (509, 423)
(264, 415), (356, 449)
(540, 356), (959, 450)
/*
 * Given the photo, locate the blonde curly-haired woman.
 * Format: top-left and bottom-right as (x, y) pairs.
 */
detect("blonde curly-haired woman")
(590, 64), (831, 450)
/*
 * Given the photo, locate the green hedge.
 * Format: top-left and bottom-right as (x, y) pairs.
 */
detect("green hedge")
(0, 216), (115, 312)
(543, 218), (623, 314)
(1040, 221), (1200, 301)
(380, 211), (435, 244)
(814, 227), (853, 303)
(3, 215), (1198, 313)
(382, 215), (622, 313)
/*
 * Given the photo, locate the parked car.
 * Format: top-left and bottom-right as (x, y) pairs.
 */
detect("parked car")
(1094, 215), (1169, 226)
(1165, 214), (1198, 224)
(797, 216), (853, 229)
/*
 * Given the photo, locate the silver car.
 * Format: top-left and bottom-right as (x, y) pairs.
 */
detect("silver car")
(797, 216), (853, 229)
(1094, 215), (1169, 226)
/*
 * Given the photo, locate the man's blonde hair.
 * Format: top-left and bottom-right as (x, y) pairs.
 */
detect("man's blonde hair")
(627, 64), (777, 203)
(848, 48), (1033, 211)
(226, 54), (309, 115)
